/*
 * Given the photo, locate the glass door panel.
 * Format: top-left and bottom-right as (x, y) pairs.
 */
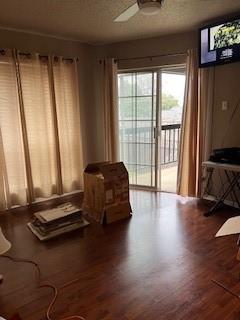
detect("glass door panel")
(160, 68), (186, 192)
(118, 71), (158, 188)
(118, 66), (186, 192)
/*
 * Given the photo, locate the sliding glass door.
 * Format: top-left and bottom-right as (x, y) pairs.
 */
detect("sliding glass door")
(118, 71), (159, 188)
(117, 67), (186, 191)
(160, 68), (185, 192)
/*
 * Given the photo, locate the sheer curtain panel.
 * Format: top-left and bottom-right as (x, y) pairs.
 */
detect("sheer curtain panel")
(53, 57), (83, 193)
(101, 58), (119, 162)
(177, 49), (214, 197)
(0, 50), (83, 210)
(0, 50), (27, 210)
(18, 53), (59, 199)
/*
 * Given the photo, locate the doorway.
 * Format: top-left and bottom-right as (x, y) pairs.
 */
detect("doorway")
(117, 66), (186, 192)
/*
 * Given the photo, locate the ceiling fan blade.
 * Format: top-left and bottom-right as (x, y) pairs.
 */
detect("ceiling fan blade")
(114, 2), (139, 22)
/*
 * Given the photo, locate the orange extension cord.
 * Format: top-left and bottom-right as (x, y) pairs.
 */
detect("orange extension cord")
(1, 255), (86, 320)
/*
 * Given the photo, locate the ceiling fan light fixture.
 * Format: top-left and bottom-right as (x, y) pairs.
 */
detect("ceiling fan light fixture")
(139, 1), (162, 16)
(114, 0), (164, 22)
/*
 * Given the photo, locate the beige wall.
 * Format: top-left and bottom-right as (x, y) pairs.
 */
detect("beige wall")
(0, 29), (81, 56)
(212, 63), (240, 149)
(103, 31), (197, 69)
(104, 31), (197, 57)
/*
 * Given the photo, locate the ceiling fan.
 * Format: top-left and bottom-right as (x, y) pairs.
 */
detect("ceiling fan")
(114, 0), (164, 22)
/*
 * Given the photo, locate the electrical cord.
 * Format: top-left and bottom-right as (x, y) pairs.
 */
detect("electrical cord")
(1, 255), (86, 320)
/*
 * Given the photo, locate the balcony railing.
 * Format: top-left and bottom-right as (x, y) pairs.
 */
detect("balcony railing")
(161, 124), (181, 165)
(119, 123), (181, 167)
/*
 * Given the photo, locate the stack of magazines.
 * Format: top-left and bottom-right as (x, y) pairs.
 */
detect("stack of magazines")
(28, 202), (89, 241)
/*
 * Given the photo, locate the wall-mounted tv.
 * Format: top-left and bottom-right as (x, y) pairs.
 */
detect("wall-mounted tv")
(199, 16), (240, 68)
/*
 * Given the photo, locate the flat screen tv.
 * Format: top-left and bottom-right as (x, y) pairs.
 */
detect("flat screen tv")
(199, 16), (240, 68)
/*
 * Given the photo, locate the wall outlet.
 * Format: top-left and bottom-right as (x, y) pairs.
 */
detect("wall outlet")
(222, 101), (228, 111)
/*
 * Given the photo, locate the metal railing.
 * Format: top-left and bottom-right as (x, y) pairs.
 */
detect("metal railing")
(119, 123), (181, 167)
(161, 123), (181, 165)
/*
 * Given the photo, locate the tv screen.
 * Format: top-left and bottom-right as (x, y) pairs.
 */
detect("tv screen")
(199, 16), (240, 68)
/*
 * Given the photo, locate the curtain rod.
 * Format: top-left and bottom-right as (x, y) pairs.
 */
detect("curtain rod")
(18, 52), (78, 62)
(0, 49), (78, 61)
(114, 52), (187, 63)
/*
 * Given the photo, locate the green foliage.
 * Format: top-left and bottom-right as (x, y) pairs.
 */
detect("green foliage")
(118, 74), (179, 120)
(119, 93), (179, 120)
(162, 93), (179, 110)
(119, 97), (153, 120)
(214, 21), (240, 49)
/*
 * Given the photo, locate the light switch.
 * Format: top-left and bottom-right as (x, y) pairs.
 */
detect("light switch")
(222, 101), (228, 111)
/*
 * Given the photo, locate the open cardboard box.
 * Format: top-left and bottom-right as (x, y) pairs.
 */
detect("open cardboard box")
(83, 162), (132, 224)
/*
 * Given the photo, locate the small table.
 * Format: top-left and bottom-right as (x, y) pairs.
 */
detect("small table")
(202, 161), (240, 216)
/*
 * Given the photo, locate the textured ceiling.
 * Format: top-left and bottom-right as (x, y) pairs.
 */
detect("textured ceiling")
(0, 0), (240, 44)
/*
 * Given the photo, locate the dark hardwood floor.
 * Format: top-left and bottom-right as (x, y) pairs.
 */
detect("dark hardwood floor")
(1, 190), (240, 320)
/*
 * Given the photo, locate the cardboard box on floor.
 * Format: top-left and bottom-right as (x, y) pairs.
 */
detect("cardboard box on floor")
(83, 162), (132, 224)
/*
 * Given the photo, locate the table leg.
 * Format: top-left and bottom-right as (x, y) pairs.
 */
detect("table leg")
(224, 171), (240, 207)
(202, 167), (213, 197)
(204, 173), (240, 217)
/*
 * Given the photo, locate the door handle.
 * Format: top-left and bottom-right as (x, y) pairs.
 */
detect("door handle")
(154, 127), (158, 139)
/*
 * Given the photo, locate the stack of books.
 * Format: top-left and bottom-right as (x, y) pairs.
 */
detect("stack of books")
(28, 202), (89, 241)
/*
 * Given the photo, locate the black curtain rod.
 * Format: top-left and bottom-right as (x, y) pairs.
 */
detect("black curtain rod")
(18, 52), (78, 62)
(114, 52), (187, 63)
(0, 49), (78, 61)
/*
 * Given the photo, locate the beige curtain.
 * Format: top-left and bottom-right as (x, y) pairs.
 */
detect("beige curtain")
(101, 58), (119, 162)
(18, 53), (59, 199)
(53, 57), (83, 193)
(177, 49), (214, 197)
(0, 50), (83, 210)
(0, 50), (27, 209)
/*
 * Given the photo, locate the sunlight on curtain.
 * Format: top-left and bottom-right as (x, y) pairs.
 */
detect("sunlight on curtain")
(0, 50), (27, 209)
(101, 58), (119, 162)
(53, 58), (83, 193)
(177, 49), (214, 197)
(18, 54), (58, 199)
(0, 50), (83, 211)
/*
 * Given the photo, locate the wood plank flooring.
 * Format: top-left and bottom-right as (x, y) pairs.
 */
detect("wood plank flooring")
(0, 191), (240, 320)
